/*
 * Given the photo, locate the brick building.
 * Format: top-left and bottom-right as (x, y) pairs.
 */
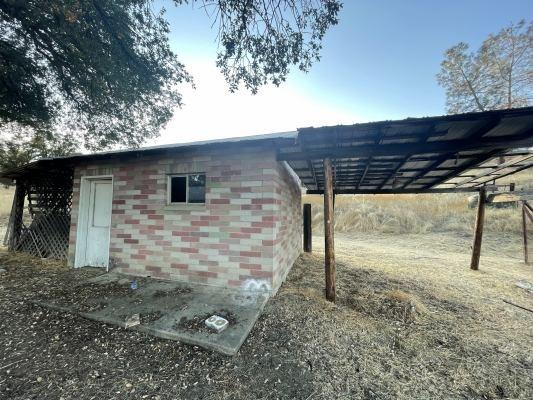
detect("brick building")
(4, 107), (533, 302)
(3, 133), (303, 295)
(69, 134), (302, 294)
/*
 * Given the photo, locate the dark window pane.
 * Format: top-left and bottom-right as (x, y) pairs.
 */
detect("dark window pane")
(170, 176), (186, 203)
(188, 186), (205, 203)
(188, 174), (206, 203)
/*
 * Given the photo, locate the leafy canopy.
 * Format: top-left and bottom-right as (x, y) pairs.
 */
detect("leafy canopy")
(437, 20), (532, 114)
(0, 0), (341, 167)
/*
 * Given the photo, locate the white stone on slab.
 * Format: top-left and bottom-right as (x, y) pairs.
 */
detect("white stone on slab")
(205, 315), (229, 333)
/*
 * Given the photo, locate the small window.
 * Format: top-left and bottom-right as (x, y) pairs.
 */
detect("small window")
(168, 174), (206, 204)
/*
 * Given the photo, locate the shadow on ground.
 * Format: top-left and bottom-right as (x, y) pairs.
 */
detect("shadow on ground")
(1, 231), (532, 399)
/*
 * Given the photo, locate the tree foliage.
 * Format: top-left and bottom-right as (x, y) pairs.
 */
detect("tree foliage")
(437, 20), (533, 114)
(180, 0), (342, 93)
(0, 124), (78, 172)
(0, 0), (341, 168)
(1, 0), (191, 151)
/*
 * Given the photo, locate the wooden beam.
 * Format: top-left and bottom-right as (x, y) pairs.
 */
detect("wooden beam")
(400, 119), (502, 189)
(303, 203), (312, 253)
(277, 131), (533, 161)
(297, 108), (533, 138)
(425, 149), (503, 189)
(379, 158), (411, 189)
(306, 187), (485, 195)
(299, 135), (320, 191)
(357, 128), (387, 189)
(472, 161), (533, 187)
(323, 158), (336, 302)
(7, 183), (26, 250)
(455, 155), (533, 187)
(357, 161), (371, 189)
(308, 160), (318, 190)
(470, 187), (487, 270)
(299, 131), (448, 146)
(379, 126), (441, 189)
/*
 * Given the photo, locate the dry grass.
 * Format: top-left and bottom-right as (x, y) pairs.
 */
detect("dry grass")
(0, 186), (14, 241)
(305, 193), (522, 235)
(1, 191), (532, 397)
(304, 169), (533, 236)
(0, 185), (14, 217)
(2, 232), (531, 399)
(276, 232), (533, 398)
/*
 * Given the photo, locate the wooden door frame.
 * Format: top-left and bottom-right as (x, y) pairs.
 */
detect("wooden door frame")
(74, 175), (114, 270)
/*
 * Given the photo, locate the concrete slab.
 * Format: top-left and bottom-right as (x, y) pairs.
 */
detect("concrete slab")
(32, 271), (269, 355)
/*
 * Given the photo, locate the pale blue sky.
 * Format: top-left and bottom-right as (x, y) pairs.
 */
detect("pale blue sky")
(153, 0), (532, 144)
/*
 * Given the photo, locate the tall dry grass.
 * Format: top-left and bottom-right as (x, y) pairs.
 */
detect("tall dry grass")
(304, 193), (522, 235)
(0, 181), (527, 236)
(0, 186), (14, 218)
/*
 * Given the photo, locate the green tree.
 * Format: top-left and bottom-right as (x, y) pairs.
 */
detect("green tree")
(437, 20), (532, 114)
(0, 0), (341, 166)
(0, 125), (78, 172)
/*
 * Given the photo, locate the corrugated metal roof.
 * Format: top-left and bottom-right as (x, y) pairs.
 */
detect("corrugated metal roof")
(3, 107), (533, 193)
(278, 106), (533, 193)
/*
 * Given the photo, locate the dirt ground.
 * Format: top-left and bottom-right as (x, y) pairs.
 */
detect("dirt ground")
(1, 232), (532, 399)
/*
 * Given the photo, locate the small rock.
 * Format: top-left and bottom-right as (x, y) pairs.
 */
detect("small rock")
(124, 314), (140, 328)
(125, 383), (132, 388)
(0, 268), (6, 274)
(90, 370), (101, 378)
(516, 280), (533, 294)
(36, 377), (43, 383)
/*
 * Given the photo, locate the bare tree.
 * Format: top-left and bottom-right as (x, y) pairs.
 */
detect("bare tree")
(437, 20), (532, 114)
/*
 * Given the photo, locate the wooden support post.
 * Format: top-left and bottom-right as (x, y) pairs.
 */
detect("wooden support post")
(323, 158), (336, 302)
(470, 187), (486, 270)
(523, 201), (529, 265)
(6, 182), (26, 250)
(303, 203), (312, 253)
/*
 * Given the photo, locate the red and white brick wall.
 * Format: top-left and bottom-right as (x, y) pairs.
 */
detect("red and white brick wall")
(67, 145), (302, 292)
(272, 162), (302, 292)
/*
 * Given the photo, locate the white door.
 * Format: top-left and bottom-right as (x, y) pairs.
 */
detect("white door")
(84, 179), (112, 268)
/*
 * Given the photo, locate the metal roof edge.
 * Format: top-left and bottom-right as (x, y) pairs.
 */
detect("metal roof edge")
(0, 130), (298, 179)
(297, 106), (533, 132)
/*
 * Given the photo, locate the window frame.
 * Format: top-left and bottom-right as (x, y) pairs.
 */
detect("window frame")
(167, 173), (206, 205)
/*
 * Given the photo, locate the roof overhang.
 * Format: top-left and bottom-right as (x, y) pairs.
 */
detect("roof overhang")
(2, 107), (533, 193)
(277, 107), (533, 194)
(0, 131), (298, 182)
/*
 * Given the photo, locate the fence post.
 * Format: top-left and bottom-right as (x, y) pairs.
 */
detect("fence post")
(303, 203), (312, 253)
(323, 158), (336, 302)
(523, 201), (529, 265)
(470, 187), (486, 270)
